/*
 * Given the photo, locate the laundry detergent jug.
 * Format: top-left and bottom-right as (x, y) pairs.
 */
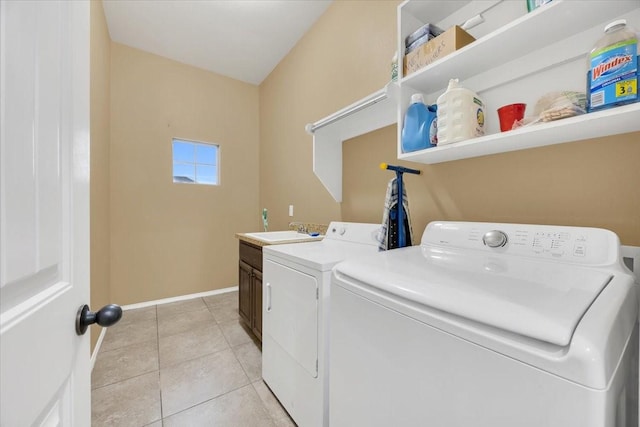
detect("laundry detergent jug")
(401, 93), (437, 152)
(436, 79), (485, 145)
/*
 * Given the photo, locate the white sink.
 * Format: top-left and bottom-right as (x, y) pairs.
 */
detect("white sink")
(244, 230), (323, 243)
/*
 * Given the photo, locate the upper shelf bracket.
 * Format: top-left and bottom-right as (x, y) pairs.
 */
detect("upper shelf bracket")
(306, 82), (398, 202)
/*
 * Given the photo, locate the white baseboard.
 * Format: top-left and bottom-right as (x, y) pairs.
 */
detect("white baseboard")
(120, 286), (239, 311)
(89, 286), (238, 372)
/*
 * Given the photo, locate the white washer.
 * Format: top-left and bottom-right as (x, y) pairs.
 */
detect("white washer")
(330, 221), (638, 427)
(262, 221), (381, 427)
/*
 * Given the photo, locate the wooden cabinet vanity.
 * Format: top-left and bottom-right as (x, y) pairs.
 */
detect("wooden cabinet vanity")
(238, 240), (263, 341)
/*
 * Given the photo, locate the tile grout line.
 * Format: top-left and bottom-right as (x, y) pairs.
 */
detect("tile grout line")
(230, 342), (256, 389)
(157, 296), (237, 370)
(158, 343), (232, 371)
(222, 310), (276, 423)
(98, 319), (160, 353)
(155, 304), (164, 425)
(251, 380), (285, 425)
(158, 310), (215, 339)
(159, 297), (224, 423)
(159, 294), (274, 423)
(91, 367), (161, 392)
(215, 300), (238, 350)
(92, 336), (159, 359)
(95, 294), (247, 425)
(160, 381), (258, 422)
(160, 295), (254, 420)
(91, 311), (159, 390)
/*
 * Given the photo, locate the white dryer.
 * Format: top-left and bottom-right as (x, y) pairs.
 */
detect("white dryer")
(262, 221), (381, 427)
(330, 221), (638, 427)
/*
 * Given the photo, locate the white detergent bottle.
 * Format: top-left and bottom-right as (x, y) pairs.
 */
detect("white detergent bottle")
(436, 79), (485, 145)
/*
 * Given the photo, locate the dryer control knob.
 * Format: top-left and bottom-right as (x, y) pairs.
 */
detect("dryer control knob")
(338, 226), (346, 235)
(483, 230), (508, 248)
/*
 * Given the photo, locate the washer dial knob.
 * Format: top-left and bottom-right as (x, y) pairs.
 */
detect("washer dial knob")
(483, 230), (508, 248)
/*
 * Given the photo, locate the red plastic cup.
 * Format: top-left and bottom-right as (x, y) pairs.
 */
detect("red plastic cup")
(497, 103), (526, 132)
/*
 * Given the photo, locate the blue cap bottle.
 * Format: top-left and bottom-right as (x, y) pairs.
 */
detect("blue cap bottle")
(401, 94), (437, 153)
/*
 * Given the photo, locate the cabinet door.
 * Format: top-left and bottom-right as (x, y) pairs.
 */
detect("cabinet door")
(253, 270), (263, 341)
(238, 260), (252, 325)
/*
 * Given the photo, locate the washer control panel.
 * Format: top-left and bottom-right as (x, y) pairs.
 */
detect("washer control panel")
(423, 221), (619, 265)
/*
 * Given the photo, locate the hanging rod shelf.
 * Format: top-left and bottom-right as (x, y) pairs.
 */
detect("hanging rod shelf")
(306, 90), (390, 134)
(306, 82), (398, 202)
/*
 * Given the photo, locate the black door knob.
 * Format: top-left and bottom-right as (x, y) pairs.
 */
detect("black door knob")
(75, 304), (123, 336)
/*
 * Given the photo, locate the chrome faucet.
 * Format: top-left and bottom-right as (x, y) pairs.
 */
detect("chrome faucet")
(289, 222), (308, 234)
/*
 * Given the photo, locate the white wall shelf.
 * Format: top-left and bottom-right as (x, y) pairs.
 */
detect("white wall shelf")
(396, 0), (640, 164)
(399, 103), (640, 164)
(306, 82), (398, 202)
(400, 1), (639, 94)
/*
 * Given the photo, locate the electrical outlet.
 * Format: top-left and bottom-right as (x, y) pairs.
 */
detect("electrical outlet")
(289, 205), (294, 217)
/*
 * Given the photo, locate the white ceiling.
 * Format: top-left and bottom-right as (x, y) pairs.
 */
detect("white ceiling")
(102, 0), (333, 85)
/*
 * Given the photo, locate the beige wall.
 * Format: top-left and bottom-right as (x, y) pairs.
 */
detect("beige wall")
(344, 127), (640, 245)
(262, 0), (640, 246)
(90, 0), (112, 350)
(259, 0), (399, 230)
(110, 44), (260, 305)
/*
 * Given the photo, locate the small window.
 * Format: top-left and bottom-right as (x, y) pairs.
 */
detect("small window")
(172, 139), (219, 185)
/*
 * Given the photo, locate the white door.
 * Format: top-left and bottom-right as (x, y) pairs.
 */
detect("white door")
(0, 0), (91, 425)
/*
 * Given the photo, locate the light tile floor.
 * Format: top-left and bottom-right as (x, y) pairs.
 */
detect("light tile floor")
(91, 291), (296, 426)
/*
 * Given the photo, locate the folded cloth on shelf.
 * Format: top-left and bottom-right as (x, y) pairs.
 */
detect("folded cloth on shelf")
(377, 177), (414, 251)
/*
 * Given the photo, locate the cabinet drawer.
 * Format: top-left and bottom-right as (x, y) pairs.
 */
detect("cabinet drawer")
(240, 241), (262, 270)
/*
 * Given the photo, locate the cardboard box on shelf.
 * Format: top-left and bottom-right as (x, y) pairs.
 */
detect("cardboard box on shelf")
(403, 26), (476, 77)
